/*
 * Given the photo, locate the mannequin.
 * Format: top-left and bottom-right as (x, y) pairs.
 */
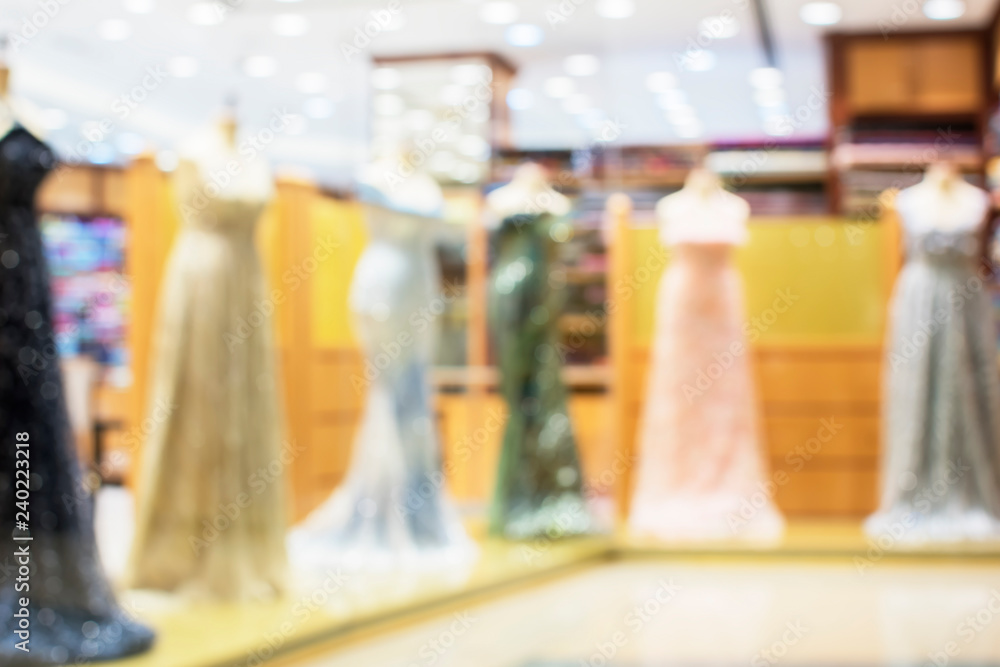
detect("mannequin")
(289, 152), (475, 581)
(867, 162), (1000, 543)
(628, 167), (783, 542)
(0, 41), (155, 663)
(486, 162), (592, 540)
(127, 104), (287, 600)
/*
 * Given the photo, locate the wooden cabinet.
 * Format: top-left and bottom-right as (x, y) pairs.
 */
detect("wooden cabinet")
(842, 35), (984, 115)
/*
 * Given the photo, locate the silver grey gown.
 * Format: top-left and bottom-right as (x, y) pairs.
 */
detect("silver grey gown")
(867, 208), (1000, 542)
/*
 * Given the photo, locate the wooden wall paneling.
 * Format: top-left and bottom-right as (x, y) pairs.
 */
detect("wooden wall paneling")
(913, 36), (984, 112)
(605, 193), (635, 523)
(844, 39), (913, 113)
(272, 178), (318, 520)
(124, 156), (178, 485)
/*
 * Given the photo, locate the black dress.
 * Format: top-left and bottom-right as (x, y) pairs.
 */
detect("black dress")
(0, 126), (155, 664)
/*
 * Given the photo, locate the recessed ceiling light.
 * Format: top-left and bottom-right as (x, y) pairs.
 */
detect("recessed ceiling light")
(800, 2), (842, 25)
(243, 56), (277, 78)
(123, 0), (155, 14)
(564, 54), (600, 77)
(479, 1), (519, 24)
(295, 72), (327, 94)
(699, 15), (739, 38)
(40, 109), (68, 130)
(923, 0), (965, 19)
(452, 64), (492, 86)
(563, 93), (593, 115)
(458, 135), (490, 158)
(371, 67), (401, 90)
(681, 49), (715, 72)
(304, 97), (335, 119)
(505, 24), (544, 47)
(596, 0), (635, 18)
(544, 76), (575, 99)
(187, 2), (223, 25)
(645, 71), (677, 93)
(272, 13), (308, 36)
(167, 56), (200, 78)
(99, 19), (132, 41)
(506, 88), (534, 110)
(373, 94), (404, 116)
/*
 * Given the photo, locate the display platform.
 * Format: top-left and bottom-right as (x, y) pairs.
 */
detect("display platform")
(111, 521), (1000, 667)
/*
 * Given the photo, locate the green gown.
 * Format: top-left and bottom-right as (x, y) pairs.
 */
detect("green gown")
(487, 212), (592, 539)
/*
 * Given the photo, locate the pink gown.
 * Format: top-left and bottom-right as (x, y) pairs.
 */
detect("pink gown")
(628, 193), (784, 541)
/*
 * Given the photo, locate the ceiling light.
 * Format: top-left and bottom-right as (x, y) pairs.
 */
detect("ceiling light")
(272, 13), (308, 36)
(452, 64), (492, 85)
(123, 0), (155, 13)
(699, 15), (739, 38)
(295, 72), (327, 94)
(750, 67), (783, 89)
(596, 0), (635, 18)
(479, 1), (519, 24)
(681, 49), (715, 72)
(187, 2), (223, 25)
(41, 109), (68, 130)
(505, 24), (544, 47)
(99, 19), (132, 40)
(167, 56), (200, 78)
(244, 56), (277, 77)
(564, 54), (600, 77)
(667, 105), (698, 125)
(304, 97), (335, 119)
(800, 2), (843, 25)
(506, 88), (534, 110)
(371, 67), (401, 90)
(373, 94), (404, 116)
(645, 71), (677, 93)
(458, 135), (490, 159)
(923, 0), (965, 19)
(544, 76), (575, 98)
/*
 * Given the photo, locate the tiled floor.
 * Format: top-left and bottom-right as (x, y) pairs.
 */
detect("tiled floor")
(294, 559), (1000, 667)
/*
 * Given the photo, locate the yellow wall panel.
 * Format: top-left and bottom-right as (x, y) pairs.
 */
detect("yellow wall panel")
(309, 198), (367, 348)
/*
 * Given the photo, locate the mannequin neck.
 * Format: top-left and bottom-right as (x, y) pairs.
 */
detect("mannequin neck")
(922, 163), (959, 193)
(217, 115), (238, 150)
(0, 66), (9, 101)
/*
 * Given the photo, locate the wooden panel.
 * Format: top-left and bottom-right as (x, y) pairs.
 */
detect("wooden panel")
(914, 37), (983, 112)
(756, 347), (881, 403)
(101, 167), (128, 217)
(769, 466), (878, 516)
(763, 414), (878, 461)
(845, 39), (913, 113)
(38, 165), (98, 215)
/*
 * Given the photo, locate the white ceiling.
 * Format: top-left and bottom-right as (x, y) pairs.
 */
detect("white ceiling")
(0, 0), (996, 187)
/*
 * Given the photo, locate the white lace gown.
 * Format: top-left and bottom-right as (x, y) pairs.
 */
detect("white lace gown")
(126, 148), (287, 601)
